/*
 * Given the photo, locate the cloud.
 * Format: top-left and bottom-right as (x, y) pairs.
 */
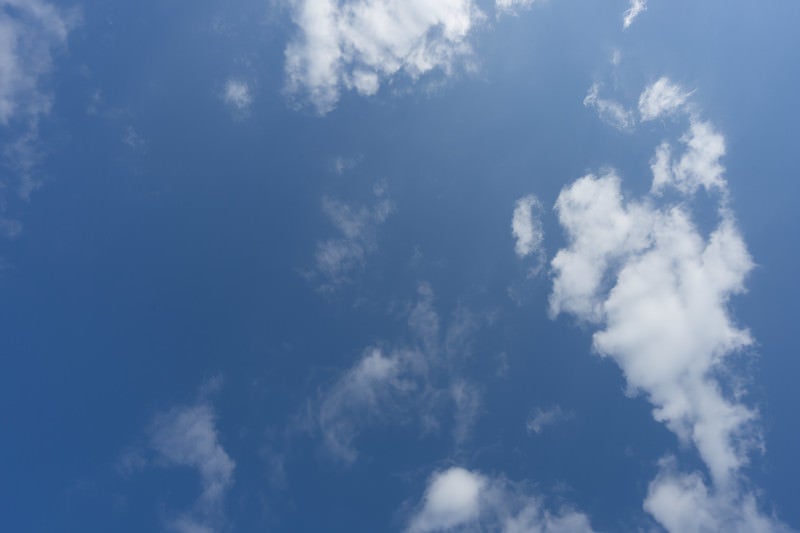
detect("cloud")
(284, 0), (484, 114)
(0, 0), (76, 200)
(551, 86), (790, 530)
(583, 83), (636, 131)
(644, 458), (791, 533)
(495, 0), (536, 16)
(312, 184), (394, 290)
(222, 79), (252, 113)
(149, 402), (235, 533)
(406, 467), (596, 533)
(526, 405), (572, 434)
(622, 0), (646, 29)
(316, 284), (485, 462)
(639, 77), (692, 121)
(651, 118), (727, 195)
(512, 194), (544, 260)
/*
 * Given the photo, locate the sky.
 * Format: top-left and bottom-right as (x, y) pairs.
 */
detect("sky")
(1, 0), (799, 532)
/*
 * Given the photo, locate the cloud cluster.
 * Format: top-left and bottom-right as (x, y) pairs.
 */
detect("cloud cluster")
(406, 467), (596, 533)
(0, 0), (76, 200)
(149, 402), (235, 533)
(312, 184), (394, 290)
(585, 78), (693, 132)
(551, 80), (788, 530)
(317, 284), (483, 463)
(284, 0), (484, 113)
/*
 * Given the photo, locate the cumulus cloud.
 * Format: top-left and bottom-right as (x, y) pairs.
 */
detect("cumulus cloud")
(622, 0), (646, 29)
(639, 77), (692, 121)
(312, 184), (393, 290)
(644, 458), (791, 533)
(551, 87), (790, 530)
(284, 0), (484, 113)
(149, 402), (235, 533)
(526, 405), (572, 434)
(583, 83), (636, 131)
(406, 467), (596, 533)
(316, 284), (485, 462)
(0, 0), (76, 200)
(651, 118), (727, 195)
(222, 79), (252, 113)
(512, 194), (544, 260)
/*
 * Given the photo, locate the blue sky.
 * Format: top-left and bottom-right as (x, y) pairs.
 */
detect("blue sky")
(1, 0), (799, 532)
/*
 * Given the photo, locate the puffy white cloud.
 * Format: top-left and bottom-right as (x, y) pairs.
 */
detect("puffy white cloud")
(512, 194), (544, 259)
(551, 94), (791, 529)
(0, 0), (76, 199)
(583, 83), (636, 131)
(284, 0), (484, 114)
(639, 77), (692, 121)
(406, 467), (596, 533)
(526, 405), (572, 434)
(222, 79), (252, 113)
(552, 170), (754, 486)
(644, 459), (790, 533)
(622, 0), (646, 29)
(651, 118), (727, 195)
(408, 468), (485, 533)
(312, 185), (394, 290)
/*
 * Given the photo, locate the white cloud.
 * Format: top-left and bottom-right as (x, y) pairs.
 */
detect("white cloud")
(639, 77), (692, 121)
(644, 458), (790, 533)
(583, 83), (636, 131)
(651, 118), (727, 195)
(512, 194), (544, 260)
(222, 79), (252, 113)
(551, 90), (790, 530)
(406, 467), (596, 533)
(312, 185), (394, 290)
(622, 0), (646, 29)
(407, 468), (485, 533)
(149, 403), (235, 533)
(284, 0), (484, 114)
(526, 405), (572, 434)
(0, 0), (76, 200)
(552, 170), (754, 486)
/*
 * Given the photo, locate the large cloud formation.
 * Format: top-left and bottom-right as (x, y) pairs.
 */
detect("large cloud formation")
(550, 79), (789, 531)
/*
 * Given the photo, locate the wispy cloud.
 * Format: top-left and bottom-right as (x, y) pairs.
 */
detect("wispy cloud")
(315, 284), (485, 463)
(639, 77), (692, 121)
(0, 0), (77, 202)
(406, 467), (596, 533)
(149, 402), (235, 533)
(583, 83), (636, 131)
(284, 0), (484, 114)
(622, 0), (646, 29)
(222, 78), (252, 114)
(311, 183), (394, 291)
(526, 405), (573, 434)
(495, 0), (537, 16)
